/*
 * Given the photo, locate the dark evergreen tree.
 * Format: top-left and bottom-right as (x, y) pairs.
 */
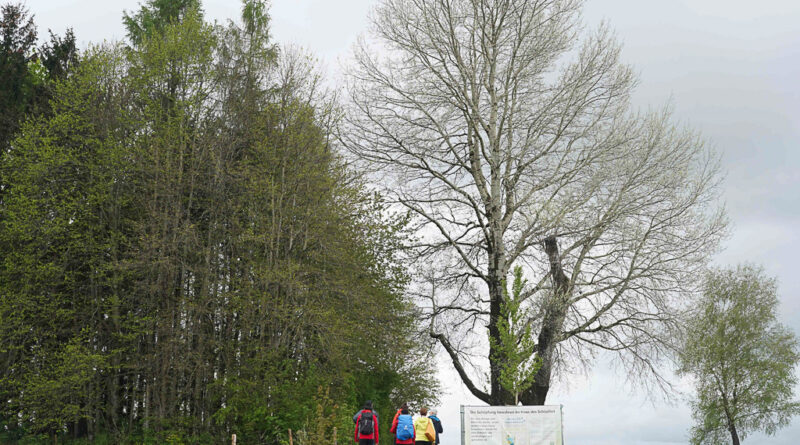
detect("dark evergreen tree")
(39, 28), (78, 80)
(0, 3), (37, 153)
(123, 0), (201, 45)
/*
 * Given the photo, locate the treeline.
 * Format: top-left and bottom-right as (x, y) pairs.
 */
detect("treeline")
(0, 1), (437, 443)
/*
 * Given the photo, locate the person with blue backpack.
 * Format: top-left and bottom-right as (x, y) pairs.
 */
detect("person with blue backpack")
(389, 404), (415, 445)
(354, 400), (380, 445)
(389, 402), (408, 434)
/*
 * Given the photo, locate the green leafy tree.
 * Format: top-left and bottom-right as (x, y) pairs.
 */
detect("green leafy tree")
(21, 339), (108, 440)
(678, 265), (800, 445)
(0, 45), (134, 442)
(490, 266), (542, 405)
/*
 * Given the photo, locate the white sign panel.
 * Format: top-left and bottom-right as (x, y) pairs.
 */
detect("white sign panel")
(461, 405), (563, 445)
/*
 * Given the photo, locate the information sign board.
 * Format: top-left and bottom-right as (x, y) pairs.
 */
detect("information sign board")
(460, 405), (563, 445)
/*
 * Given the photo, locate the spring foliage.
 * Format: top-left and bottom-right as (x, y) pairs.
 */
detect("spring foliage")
(0, 1), (438, 443)
(490, 266), (542, 405)
(679, 265), (800, 445)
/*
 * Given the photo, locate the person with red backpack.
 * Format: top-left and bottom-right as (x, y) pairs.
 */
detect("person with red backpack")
(354, 400), (380, 445)
(389, 404), (415, 445)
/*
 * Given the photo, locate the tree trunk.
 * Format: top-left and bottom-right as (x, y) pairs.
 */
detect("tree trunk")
(723, 402), (740, 445)
(520, 236), (572, 406)
(485, 201), (514, 406)
(729, 424), (740, 445)
(487, 275), (513, 405)
(76, 417), (88, 439)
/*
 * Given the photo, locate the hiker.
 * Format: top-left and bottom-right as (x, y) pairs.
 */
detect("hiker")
(413, 407), (435, 445)
(390, 402), (408, 434)
(354, 400), (380, 445)
(353, 400), (380, 425)
(390, 404), (415, 445)
(428, 409), (443, 444)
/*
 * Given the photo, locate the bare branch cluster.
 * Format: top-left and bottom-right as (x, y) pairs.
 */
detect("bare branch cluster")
(343, 0), (727, 405)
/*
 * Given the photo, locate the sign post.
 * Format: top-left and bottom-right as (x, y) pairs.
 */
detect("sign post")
(461, 405), (466, 445)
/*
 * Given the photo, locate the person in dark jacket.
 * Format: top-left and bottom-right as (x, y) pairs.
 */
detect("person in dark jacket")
(354, 400), (380, 425)
(354, 400), (380, 445)
(428, 409), (443, 445)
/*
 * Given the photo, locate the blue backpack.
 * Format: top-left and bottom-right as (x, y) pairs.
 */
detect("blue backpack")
(396, 414), (414, 440)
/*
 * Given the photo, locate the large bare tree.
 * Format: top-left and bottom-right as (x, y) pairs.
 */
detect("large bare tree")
(343, 0), (727, 405)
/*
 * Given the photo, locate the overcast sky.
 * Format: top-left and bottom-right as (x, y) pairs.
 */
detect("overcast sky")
(30, 0), (800, 443)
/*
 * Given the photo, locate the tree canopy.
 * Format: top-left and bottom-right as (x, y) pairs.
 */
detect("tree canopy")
(679, 265), (800, 445)
(345, 0), (727, 406)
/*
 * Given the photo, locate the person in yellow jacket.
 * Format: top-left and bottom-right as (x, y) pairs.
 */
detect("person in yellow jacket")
(413, 407), (435, 445)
